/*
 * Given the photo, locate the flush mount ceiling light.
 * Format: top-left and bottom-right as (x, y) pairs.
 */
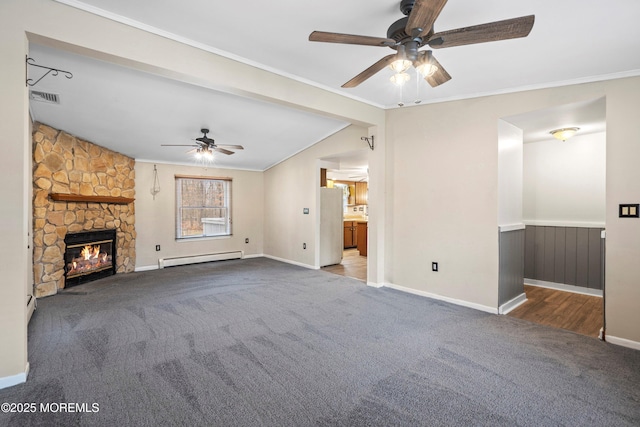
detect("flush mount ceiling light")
(550, 127), (580, 141)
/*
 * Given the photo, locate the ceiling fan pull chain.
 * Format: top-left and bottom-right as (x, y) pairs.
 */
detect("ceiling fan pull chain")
(415, 68), (422, 104)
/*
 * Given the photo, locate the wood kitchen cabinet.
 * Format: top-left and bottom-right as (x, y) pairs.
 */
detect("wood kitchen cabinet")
(355, 182), (368, 205)
(357, 221), (368, 256)
(334, 180), (367, 206)
(343, 221), (358, 249)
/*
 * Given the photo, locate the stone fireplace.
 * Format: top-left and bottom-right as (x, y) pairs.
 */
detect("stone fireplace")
(32, 123), (136, 297)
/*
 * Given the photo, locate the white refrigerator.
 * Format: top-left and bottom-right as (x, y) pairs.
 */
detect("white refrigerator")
(319, 187), (344, 267)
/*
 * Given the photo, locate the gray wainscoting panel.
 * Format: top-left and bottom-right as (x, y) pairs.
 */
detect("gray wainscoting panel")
(499, 228), (525, 306)
(565, 227), (578, 286)
(553, 228), (566, 283)
(524, 225), (605, 290)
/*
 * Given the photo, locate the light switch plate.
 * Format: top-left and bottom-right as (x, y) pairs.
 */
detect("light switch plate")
(619, 204), (639, 218)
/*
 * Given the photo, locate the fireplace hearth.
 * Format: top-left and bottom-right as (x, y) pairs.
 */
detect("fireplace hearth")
(64, 229), (117, 288)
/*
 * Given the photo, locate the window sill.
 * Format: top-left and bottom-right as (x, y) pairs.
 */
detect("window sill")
(176, 235), (232, 242)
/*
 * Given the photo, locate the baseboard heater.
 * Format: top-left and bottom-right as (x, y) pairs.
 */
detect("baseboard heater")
(158, 251), (243, 269)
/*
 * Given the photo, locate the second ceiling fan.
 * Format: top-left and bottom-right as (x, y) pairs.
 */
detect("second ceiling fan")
(309, 0), (535, 88)
(162, 128), (244, 160)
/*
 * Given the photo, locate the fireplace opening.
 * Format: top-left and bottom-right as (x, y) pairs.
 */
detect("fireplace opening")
(64, 229), (117, 287)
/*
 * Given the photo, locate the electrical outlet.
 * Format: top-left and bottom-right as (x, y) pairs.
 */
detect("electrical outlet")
(432, 262), (438, 272)
(156, 245), (161, 251)
(245, 238), (249, 244)
(303, 243), (307, 249)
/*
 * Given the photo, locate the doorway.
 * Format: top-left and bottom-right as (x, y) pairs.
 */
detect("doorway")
(499, 97), (606, 338)
(319, 150), (369, 282)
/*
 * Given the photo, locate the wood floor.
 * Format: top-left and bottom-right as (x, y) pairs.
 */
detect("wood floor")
(508, 285), (603, 338)
(321, 248), (367, 282)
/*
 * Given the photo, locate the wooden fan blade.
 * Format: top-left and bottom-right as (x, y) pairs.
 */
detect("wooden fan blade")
(428, 15), (535, 49)
(424, 54), (451, 87)
(406, 0), (448, 38)
(214, 147), (234, 155)
(216, 144), (244, 150)
(309, 31), (395, 47)
(342, 54), (396, 88)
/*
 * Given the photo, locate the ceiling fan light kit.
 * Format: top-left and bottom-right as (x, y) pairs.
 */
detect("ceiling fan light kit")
(309, 0), (535, 92)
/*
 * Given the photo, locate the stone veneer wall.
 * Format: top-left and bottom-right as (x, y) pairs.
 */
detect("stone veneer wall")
(32, 122), (136, 297)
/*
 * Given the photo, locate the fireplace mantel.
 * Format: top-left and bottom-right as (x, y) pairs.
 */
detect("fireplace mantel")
(49, 193), (134, 204)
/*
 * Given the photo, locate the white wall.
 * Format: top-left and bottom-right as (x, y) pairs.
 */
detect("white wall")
(523, 132), (606, 226)
(498, 120), (524, 228)
(135, 162), (264, 269)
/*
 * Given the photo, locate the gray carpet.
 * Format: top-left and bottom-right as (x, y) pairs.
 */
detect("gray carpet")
(1, 257), (639, 426)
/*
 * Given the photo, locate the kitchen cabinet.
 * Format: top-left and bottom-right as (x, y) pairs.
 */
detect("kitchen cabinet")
(355, 182), (368, 205)
(343, 221), (358, 249)
(334, 180), (367, 206)
(357, 221), (368, 256)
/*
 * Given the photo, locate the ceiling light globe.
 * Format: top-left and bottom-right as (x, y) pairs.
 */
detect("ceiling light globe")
(389, 59), (412, 73)
(390, 72), (410, 86)
(416, 62), (438, 77)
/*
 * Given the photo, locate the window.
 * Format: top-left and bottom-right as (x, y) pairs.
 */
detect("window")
(175, 176), (231, 239)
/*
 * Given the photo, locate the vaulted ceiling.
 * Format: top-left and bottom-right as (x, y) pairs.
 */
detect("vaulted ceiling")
(28, 0), (640, 169)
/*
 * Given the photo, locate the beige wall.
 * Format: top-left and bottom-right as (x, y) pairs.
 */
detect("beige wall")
(135, 162), (264, 268)
(386, 77), (640, 342)
(0, 1), (29, 384)
(263, 125), (369, 268)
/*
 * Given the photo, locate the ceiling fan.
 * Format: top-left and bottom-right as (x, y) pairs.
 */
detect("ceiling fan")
(161, 129), (244, 159)
(309, 0), (535, 88)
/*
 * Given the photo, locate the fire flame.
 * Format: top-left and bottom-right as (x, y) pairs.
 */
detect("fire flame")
(80, 244), (101, 260)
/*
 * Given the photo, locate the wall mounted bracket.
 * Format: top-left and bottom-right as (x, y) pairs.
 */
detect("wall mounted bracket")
(361, 135), (374, 151)
(26, 57), (73, 87)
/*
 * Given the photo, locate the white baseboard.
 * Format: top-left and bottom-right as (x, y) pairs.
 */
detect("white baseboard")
(384, 283), (498, 314)
(0, 363), (29, 390)
(605, 335), (640, 351)
(524, 279), (603, 297)
(367, 281), (384, 288)
(262, 254), (317, 270)
(242, 253), (264, 259)
(499, 292), (527, 315)
(135, 265), (159, 272)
